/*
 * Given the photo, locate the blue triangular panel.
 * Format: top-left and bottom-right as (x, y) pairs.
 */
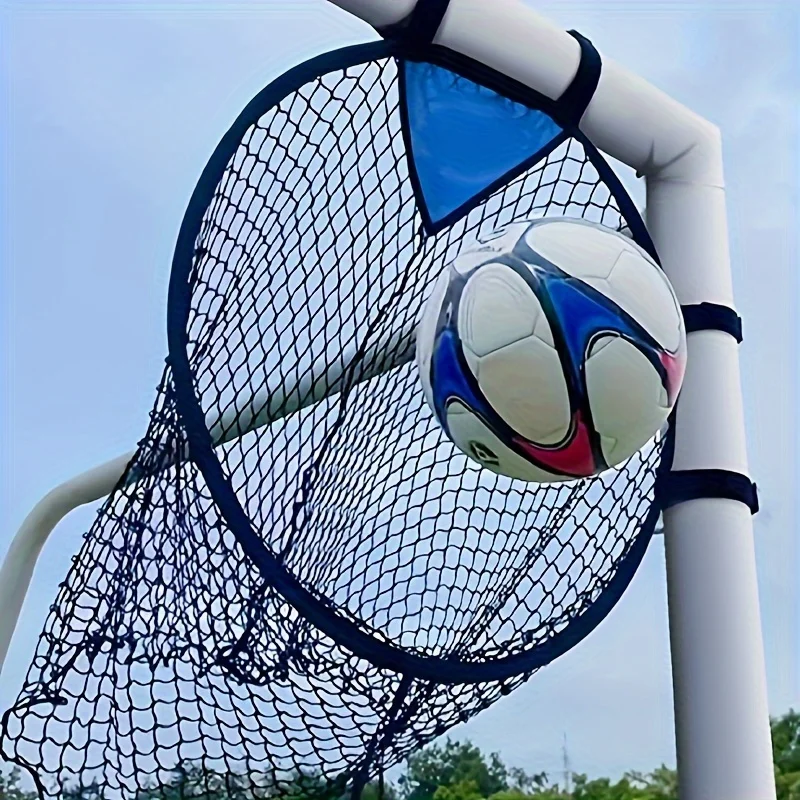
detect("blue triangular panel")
(403, 61), (563, 228)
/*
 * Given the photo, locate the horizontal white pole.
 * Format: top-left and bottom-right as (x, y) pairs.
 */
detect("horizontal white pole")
(330, 0), (723, 185)
(0, 326), (416, 678)
(328, 0), (415, 28)
(209, 325), (415, 448)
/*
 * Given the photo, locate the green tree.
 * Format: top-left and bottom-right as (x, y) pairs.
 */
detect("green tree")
(570, 769), (677, 800)
(62, 780), (106, 800)
(433, 779), (484, 800)
(131, 763), (386, 800)
(400, 740), (678, 800)
(643, 766), (678, 798)
(490, 789), (568, 800)
(0, 767), (38, 800)
(507, 767), (549, 794)
(360, 779), (397, 800)
(7, 709), (800, 800)
(133, 764), (351, 800)
(400, 740), (509, 800)
(773, 709), (800, 800)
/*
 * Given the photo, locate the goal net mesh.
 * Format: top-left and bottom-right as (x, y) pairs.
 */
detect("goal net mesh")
(2, 51), (666, 800)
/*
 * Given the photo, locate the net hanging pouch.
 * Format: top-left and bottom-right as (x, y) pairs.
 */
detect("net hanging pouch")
(2, 9), (672, 800)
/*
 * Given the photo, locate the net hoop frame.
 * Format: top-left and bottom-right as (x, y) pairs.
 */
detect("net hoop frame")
(0, 1), (776, 795)
(167, 37), (674, 685)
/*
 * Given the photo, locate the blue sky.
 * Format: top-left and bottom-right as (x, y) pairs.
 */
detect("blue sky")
(1, 0), (797, 783)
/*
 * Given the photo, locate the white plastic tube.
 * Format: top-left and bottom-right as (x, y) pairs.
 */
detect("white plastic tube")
(0, 330), (415, 677)
(648, 181), (775, 799)
(0, 453), (133, 674)
(327, 1), (775, 797)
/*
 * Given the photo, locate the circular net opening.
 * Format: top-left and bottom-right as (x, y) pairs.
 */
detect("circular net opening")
(2, 49), (668, 800)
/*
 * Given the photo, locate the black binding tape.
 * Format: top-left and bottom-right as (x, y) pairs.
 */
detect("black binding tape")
(659, 469), (759, 515)
(681, 302), (743, 343)
(380, 0), (452, 45)
(560, 31), (602, 126)
(407, 0), (452, 43)
(380, 12), (603, 131)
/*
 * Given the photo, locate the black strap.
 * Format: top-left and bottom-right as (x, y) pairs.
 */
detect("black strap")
(559, 31), (602, 126)
(380, 0), (452, 45)
(407, 0), (451, 43)
(658, 469), (759, 515)
(682, 302), (743, 343)
(380, 14), (601, 127)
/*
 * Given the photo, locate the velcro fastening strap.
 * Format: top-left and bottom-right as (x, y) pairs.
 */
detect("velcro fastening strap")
(681, 302), (743, 343)
(383, 0), (452, 45)
(658, 469), (759, 515)
(560, 31), (602, 126)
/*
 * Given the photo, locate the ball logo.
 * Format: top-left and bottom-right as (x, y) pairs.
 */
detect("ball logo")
(469, 441), (499, 466)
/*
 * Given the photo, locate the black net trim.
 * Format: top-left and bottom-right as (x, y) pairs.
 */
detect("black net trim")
(2, 42), (670, 800)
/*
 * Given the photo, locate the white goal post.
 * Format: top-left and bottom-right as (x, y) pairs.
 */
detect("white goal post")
(0, 2), (774, 798)
(0, 329), (416, 676)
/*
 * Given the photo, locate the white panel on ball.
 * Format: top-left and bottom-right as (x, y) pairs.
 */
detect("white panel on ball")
(585, 335), (670, 465)
(477, 336), (571, 445)
(459, 263), (538, 357)
(589, 248), (684, 354)
(524, 217), (624, 279)
(415, 268), (450, 411)
(526, 219), (685, 354)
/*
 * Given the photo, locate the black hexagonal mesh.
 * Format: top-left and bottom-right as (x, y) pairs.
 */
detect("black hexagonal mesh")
(1, 46), (667, 800)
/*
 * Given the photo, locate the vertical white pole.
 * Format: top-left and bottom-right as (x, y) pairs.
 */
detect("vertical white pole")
(647, 177), (776, 799)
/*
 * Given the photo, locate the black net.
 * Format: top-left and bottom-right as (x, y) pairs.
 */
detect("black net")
(2, 49), (667, 799)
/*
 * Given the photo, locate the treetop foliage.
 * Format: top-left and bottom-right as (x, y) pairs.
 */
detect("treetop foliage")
(1, 710), (798, 800)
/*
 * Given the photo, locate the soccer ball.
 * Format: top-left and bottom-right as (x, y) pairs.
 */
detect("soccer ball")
(415, 217), (687, 483)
